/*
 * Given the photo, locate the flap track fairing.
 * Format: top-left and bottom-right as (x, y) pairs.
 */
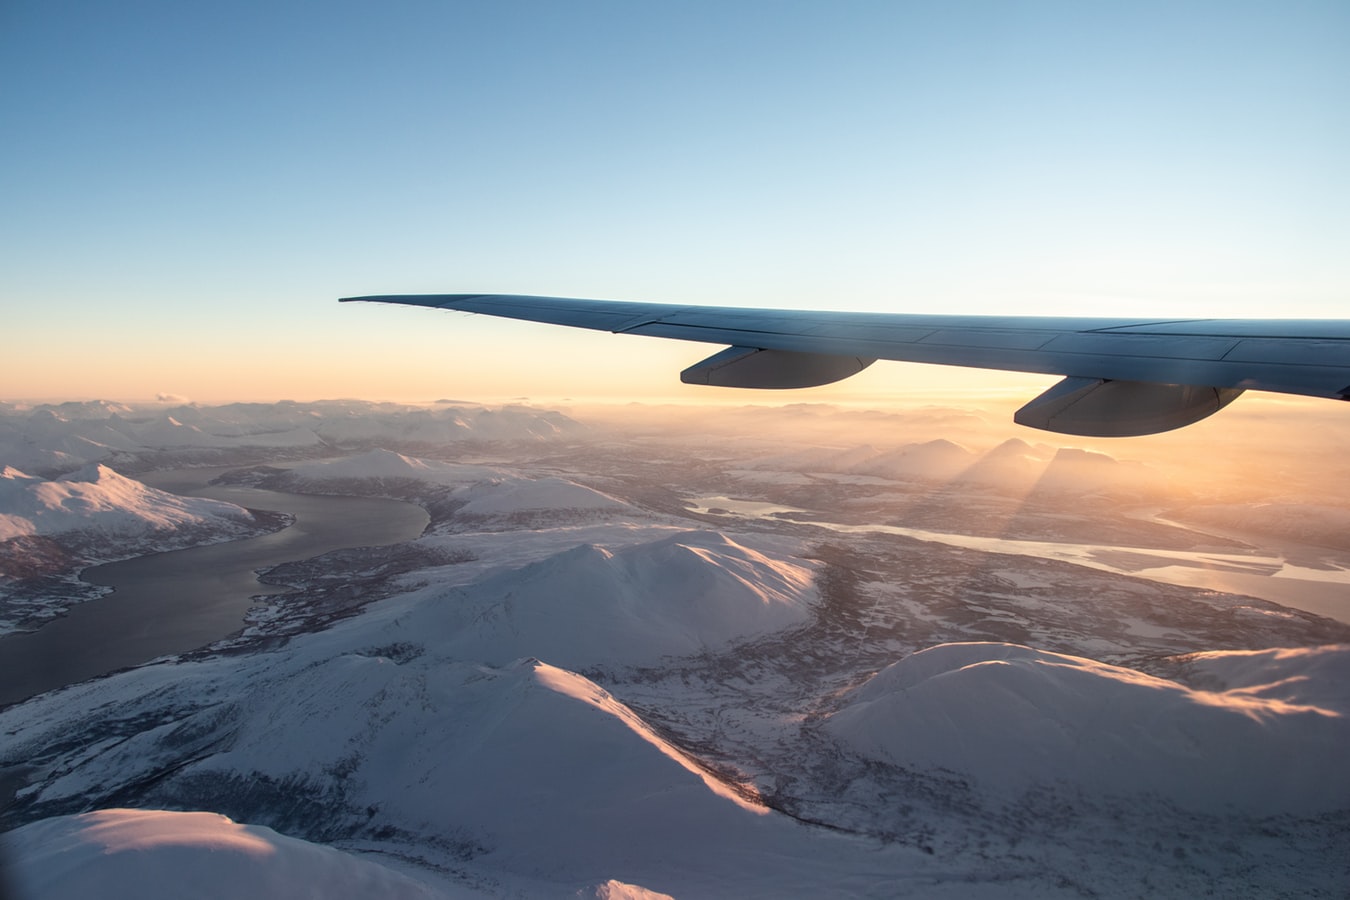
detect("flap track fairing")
(681, 346), (875, 389)
(1014, 377), (1245, 437)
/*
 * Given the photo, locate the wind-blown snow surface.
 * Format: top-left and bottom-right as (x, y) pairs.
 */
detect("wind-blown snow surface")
(5, 809), (442, 899)
(826, 642), (1350, 814)
(0, 465), (253, 541)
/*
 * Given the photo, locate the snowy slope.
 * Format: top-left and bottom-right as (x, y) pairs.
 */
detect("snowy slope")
(1, 642), (939, 897)
(1032, 447), (1154, 497)
(284, 449), (506, 486)
(198, 657), (772, 861)
(452, 475), (627, 515)
(420, 531), (817, 668)
(954, 438), (1045, 487)
(4, 513), (1346, 895)
(113, 405), (322, 449)
(0, 465), (256, 541)
(4, 809), (445, 900)
(1176, 644), (1350, 713)
(281, 450), (629, 515)
(0, 409), (140, 472)
(855, 439), (976, 482)
(825, 642), (1350, 813)
(0, 527), (955, 897)
(115, 414), (223, 449)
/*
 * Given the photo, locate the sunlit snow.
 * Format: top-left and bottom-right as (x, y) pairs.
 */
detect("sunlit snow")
(0, 465), (254, 541)
(826, 641), (1349, 813)
(4, 809), (443, 899)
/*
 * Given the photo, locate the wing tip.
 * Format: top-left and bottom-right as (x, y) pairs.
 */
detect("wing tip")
(337, 295), (453, 307)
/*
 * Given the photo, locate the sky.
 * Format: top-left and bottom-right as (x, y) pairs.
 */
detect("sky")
(2, 0), (1347, 404)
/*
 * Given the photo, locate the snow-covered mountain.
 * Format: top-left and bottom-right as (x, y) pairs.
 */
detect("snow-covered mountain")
(281, 450), (627, 516)
(284, 449), (505, 486)
(825, 641), (1350, 814)
(415, 531), (817, 669)
(855, 438), (976, 482)
(0, 465), (255, 542)
(452, 475), (626, 516)
(0, 408), (141, 473)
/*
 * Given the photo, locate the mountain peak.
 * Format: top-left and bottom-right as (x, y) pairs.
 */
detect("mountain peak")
(58, 463), (128, 485)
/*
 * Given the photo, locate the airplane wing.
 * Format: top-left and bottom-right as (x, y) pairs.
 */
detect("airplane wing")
(340, 293), (1350, 436)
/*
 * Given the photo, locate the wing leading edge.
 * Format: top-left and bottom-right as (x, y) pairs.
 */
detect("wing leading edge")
(340, 293), (1350, 436)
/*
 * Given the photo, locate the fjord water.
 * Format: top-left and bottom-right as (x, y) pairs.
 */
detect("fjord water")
(0, 468), (428, 707)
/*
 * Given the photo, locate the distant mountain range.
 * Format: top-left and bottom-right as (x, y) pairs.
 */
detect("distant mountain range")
(0, 399), (586, 474)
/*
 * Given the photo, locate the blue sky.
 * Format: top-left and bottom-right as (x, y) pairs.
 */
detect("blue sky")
(2, 1), (1347, 402)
